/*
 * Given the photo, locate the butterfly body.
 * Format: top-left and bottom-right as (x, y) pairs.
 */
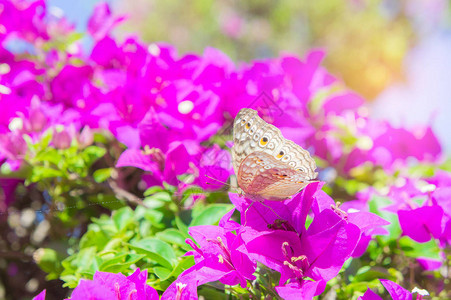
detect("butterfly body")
(232, 108), (317, 201)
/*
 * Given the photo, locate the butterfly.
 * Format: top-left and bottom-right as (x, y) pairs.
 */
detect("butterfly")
(232, 108), (318, 201)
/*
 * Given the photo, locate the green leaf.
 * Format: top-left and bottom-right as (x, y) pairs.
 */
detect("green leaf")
(99, 253), (146, 273)
(81, 145), (107, 167)
(75, 247), (98, 271)
(175, 216), (190, 236)
(190, 204), (233, 226)
(154, 256), (194, 284)
(352, 266), (391, 282)
(128, 238), (176, 269)
(144, 185), (165, 196)
(170, 255), (194, 278)
(143, 209), (165, 227)
(103, 237), (127, 252)
(112, 207), (134, 231)
(399, 237), (441, 259)
(93, 168), (113, 183)
(153, 266), (173, 281)
(156, 229), (192, 252)
(143, 191), (172, 209)
(369, 196), (401, 240)
(198, 286), (229, 299)
(61, 246), (98, 287)
(29, 165), (64, 182)
(66, 32), (84, 44)
(79, 228), (109, 250)
(34, 248), (63, 279)
(178, 185), (205, 204)
(60, 274), (80, 288)
(33, 148), (62, 165)
(341, 279), (382, 297)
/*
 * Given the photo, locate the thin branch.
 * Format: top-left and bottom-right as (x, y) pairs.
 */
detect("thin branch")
(107, 179), (147, 207)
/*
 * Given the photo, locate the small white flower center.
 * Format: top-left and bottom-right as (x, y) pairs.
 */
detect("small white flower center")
(178, 100), (194, 114)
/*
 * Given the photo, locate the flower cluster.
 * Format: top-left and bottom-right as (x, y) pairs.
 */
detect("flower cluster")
(0, 2), (442, 197)
(359, 279), (429, 300)
(370, 172), (451, 270)
(33, 269), (158, 300)
(162, 183), (389, 299)
(1, 0), (450, 299)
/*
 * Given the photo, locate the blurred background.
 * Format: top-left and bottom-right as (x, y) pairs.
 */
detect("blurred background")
(49, 0), (451, 151)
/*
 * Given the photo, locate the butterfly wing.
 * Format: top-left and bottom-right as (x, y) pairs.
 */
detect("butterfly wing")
(237, 151), (312, 201)
(232, 108), (317, 181)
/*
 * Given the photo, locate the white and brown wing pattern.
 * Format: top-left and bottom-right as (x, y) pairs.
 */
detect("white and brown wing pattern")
(232, 108), (318, 201)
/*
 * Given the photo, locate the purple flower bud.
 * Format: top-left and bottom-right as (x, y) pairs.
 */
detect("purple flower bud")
(28, 108), (47, 132)
(52, 129), (71, 149)
(78, 126), (93, 148)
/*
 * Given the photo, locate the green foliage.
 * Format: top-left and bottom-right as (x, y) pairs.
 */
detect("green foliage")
(34, 248), (65, 281)
(56, 188), (232, 291)
(190, 203), (233, 226)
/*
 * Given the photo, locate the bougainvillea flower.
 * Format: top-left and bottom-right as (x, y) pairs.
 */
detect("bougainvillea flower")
(358, 288), (383, 300)
(162, 142), (193, 185)
(32, 289), (46, 300)
(237, 212), (358, 287)
(162, 213), (256, 299)
(337, 119), (442, 173)
(398, 205), (443, 243)
(4, 2), (451, 299)
(238, 228), (305, 284)
(370, 123), (442, 169)
(360, 279), (429, 300)
(382, 178), (427, 213)
(185, 224), (256, 287)
(280, 51), (329, 104)
(312, 189), (389, 258)
(431, 187), (451, 245)
(312, 187), (390, 258)
(0, 132), (27, 162)
(52, 128), (72, 149)
(232, 181), (388, 284)
(275, 280), (326, 300)
(0, 178), (22, 210)
(50, 65), (95, 108)
(161, 263), (226, 300)
(157, 83), (223, 142)
(322, 91), (365, 116)
(300, 209), (360, 281)
(69, 280), (116, 299)
(137, 109), (179, 153)
(117, 142), (193, 187)
(376, 177), (450, 254)
(347, 211), (390, 257)
(68, 268), (158, 300)
(190, 47), (235, 88)
(87, 2), (126, 40)
(380, 279), (427, 300)
(416, 257), (442, 271)
(229, 182), (322, 233)
(427, 170), (451, 187)
(197, 145), (233, 190)
(90, 36), (125, 69)
(0, 0), (48, 42)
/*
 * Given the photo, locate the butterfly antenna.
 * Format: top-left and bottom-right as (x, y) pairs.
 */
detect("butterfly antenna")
(204, 175), (231, 187)
(243, 201), (255, 227)
(242, 200), (284, 227)
(258, 201), (284, 221)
